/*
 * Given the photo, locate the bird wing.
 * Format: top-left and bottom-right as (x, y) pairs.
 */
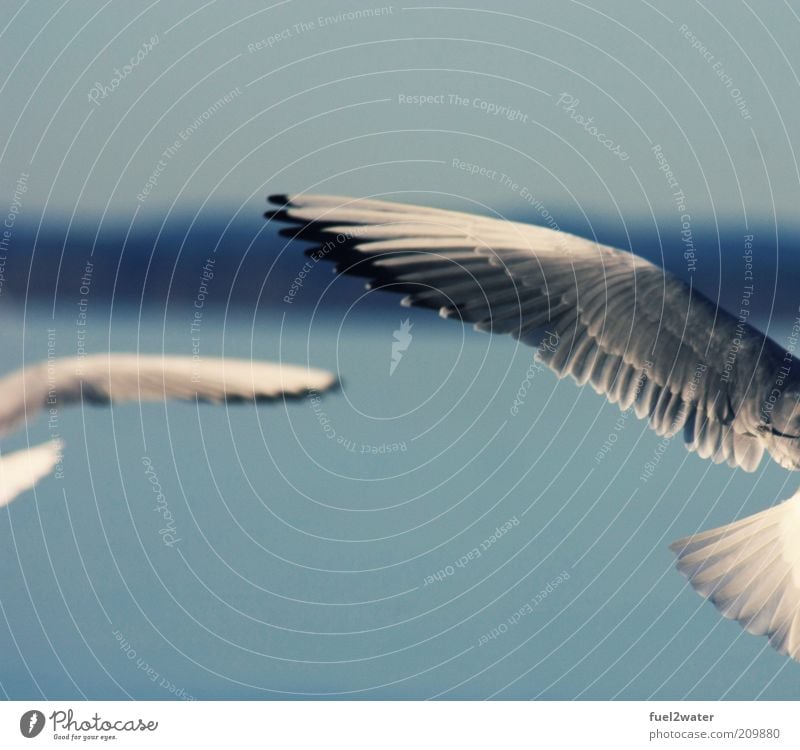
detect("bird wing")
(0, 440), (63, 508)
(0, 355), (336, 437)
(268, 193), (788, 472)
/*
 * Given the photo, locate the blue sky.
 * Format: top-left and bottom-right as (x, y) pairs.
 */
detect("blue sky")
(1, 0), (799, 227)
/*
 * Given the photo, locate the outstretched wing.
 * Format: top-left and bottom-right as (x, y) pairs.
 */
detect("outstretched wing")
(0, 440), (63, 507)
(0, 355), (336, 438)
(268, 193), (789, 471)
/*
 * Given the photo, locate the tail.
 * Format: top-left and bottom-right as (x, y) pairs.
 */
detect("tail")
(670, 492), (800, 661)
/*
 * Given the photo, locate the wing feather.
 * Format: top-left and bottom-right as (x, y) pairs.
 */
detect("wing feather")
(268, 194), (790, 472)
(0, 355), (336, 437)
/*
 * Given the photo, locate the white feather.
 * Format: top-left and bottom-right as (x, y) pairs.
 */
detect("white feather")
(671, 492), (800, 659)
(0, 354), (336, 437)
(0, 440), (63, 508)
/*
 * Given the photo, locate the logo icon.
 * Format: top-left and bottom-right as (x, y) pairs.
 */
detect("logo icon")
(390, 319), (413, 375)
(20, 710), (45, 738)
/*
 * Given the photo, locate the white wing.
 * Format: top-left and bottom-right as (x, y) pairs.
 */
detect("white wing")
(268, 193), (789, 472)
(0, 440), (63, 508)
(0, 355), (336, 437)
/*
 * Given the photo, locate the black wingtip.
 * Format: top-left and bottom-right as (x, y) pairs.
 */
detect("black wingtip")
(267, 194), (290, 206)
(264, 210), (296, 227)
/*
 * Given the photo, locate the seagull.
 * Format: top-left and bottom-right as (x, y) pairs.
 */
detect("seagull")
(0, 353), (336, 508)
(268, 193), (800, 662)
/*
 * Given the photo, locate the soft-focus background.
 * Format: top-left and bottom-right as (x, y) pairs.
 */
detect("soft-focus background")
(1, 0), (800, 699)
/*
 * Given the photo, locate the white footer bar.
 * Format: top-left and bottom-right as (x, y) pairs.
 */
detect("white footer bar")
(1, 701), (796, 749)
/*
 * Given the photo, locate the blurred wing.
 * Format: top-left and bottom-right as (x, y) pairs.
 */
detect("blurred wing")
(268, 193), (788, 471)
(0, 440), (63, 508)
(0, 355), (336, 437)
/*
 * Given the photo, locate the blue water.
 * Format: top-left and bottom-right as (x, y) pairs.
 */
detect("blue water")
(0, 305), (797, 700)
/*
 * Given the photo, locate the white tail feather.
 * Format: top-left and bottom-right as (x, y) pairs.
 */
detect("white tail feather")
(670, 492), (800, 661)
